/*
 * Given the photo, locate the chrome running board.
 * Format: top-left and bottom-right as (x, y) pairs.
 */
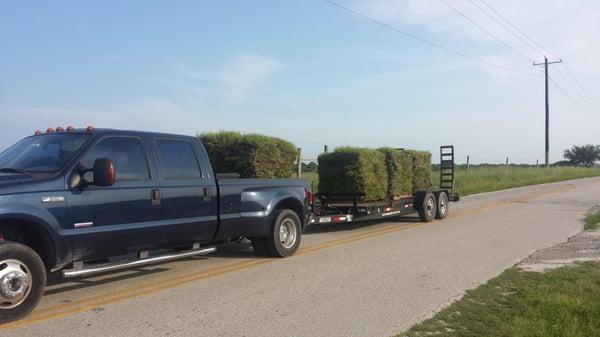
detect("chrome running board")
(62, 246), (217, 278)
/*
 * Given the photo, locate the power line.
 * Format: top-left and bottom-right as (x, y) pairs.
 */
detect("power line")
(467, 0), (544, 58)
(553, 66), (600, 115)
(323, 0), (539, 77)
(471, 0), (600, 117)
(477, 0), (560, 59)
(562, 62), (600, 111)
(549, 77), (599, 122)
(438, 0), (533, 62)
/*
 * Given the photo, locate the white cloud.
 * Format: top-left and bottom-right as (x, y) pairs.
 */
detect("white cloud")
(218, 53), (283, 104)
(167, 53), (283, 105)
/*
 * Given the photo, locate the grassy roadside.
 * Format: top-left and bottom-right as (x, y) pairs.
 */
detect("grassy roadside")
(301, 166), (600, 196)
(398, 262), (600, 337)
(452, 166), (600, 196)
(585, 209), (600, 231)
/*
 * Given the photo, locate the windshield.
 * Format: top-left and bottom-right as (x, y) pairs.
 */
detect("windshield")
(0, 133), (91, 173)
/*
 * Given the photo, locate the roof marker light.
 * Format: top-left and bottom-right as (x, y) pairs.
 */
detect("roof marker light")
(56, 127), (65, 132)
(46, 128), (55, 133)
(34, 130), (42, 135)
(86, 125), (95, 132)
(66, 126), (75, 131)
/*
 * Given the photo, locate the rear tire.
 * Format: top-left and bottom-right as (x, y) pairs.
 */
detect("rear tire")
(435, 191), (449, 219)
(416, 192), (436, 222)
(0, 242), (46, 324)
(263, 209), (302, 258)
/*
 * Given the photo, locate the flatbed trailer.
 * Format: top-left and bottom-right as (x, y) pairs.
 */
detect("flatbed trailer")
(309, 146), (460, 225)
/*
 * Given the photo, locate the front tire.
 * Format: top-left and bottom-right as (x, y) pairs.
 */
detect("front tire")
(416, 192), (437, 222)
(264, 209), (302, 257)
(0, 242), (46, 323)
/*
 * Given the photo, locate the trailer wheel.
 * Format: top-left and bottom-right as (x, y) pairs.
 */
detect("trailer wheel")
(264, 209), (302, 258)
(250, 238), (268, 256)
(0, 242), (46, 323)
(435, 191), (449, 219)
(416, 192), (436, 222)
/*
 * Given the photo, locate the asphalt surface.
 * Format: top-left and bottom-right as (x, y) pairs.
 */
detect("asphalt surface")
(4, 177), (600, 337)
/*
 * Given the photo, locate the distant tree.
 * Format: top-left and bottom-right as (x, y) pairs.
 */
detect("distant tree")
(563, 145), (600, 167)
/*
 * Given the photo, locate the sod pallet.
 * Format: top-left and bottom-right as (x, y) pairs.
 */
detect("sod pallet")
(377, 148), (414, 198)
(199, 131), (298, 178)
(318, 147), (388, 202)
(406, 150), (433, 192)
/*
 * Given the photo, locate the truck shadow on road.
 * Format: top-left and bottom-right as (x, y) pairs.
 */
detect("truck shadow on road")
(304, 216), (422, 234)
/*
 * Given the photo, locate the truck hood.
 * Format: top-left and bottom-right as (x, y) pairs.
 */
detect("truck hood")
(0, 172), (60, 195)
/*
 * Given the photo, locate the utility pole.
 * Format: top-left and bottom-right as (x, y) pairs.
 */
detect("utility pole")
(533, 57), (561, 168)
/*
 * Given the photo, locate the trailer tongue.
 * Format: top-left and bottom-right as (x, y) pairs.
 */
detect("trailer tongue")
(309, 146), (459, 225)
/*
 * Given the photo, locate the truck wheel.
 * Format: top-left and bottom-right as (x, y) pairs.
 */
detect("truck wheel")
(435, 191), (449, 219)
(416, 192), (436, 222)
(0, 242), (46, 323)
(264, 209), (302, 258)
(250, 238), (268, 256)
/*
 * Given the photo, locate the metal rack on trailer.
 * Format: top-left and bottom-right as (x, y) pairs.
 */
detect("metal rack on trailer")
(309, 146), (460, 226)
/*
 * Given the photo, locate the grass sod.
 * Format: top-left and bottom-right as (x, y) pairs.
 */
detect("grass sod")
(199, 131), (298, 179)
(408, 150), (434, 192)
(378, 148), (414, 198)
(398, 262), (600, 337)
(584, 209), (600, 231)
(317, 147), (388, 202)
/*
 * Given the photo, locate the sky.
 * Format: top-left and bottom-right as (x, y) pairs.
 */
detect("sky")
(1, 0), (599, 164)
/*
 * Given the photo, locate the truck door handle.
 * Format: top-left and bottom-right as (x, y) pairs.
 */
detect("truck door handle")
(151, 189), (161, 205)
(203, 187), (211, 202)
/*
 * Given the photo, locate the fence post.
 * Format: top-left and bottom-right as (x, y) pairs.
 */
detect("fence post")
(297, 148), (302, 178)
(466, 155), (470, 171)
(506, 157), (509, 166)
(536, 159), (539, 167)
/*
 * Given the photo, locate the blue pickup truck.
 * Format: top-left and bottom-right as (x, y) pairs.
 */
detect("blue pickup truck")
(0, 127), (311, 322)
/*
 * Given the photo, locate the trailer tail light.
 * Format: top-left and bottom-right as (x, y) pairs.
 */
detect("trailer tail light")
(305, 189), (313, 205)
(0, 233), (4, 241)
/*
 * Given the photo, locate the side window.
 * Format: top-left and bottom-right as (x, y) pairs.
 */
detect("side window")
(82, 137), (150, 181)
(156, 140), (202, 179)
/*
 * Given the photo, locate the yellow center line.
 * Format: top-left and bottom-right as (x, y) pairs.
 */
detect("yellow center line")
(0, 184), (581, 330)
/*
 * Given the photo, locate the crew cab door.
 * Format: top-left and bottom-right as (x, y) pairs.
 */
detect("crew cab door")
(153, 138), (218, 246)
(67, 136), (164, 260)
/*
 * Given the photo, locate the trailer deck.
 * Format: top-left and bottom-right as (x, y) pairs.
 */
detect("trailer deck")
(308, 146), (459, 226)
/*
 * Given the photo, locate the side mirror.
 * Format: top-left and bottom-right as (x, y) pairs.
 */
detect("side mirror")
(93, 158), (116, 187)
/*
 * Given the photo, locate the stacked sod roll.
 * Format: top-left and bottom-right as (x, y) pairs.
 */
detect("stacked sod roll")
(318, 147), (433, 201)
(406, 150), (433, 192)
(199, 131), (298, 178)
(377, 147), (414, 198)
(318, 147), (388, 202)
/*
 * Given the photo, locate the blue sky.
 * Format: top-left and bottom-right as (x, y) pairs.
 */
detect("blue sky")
(1, 0), (599, 163)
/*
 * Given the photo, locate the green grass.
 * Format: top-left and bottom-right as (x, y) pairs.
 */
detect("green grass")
(584, 209), (600, 231)
(302, 166), (600, 196)
(451, 166), (600, 196)
(398, 262), (600, 337)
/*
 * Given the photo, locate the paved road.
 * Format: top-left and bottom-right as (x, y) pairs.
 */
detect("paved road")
(4, 177), (600, 337)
